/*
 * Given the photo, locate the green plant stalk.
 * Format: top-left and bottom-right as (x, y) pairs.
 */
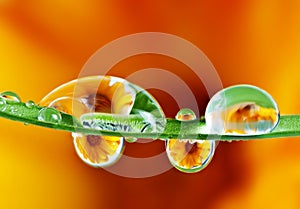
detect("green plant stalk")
(0, 99), (300, 140)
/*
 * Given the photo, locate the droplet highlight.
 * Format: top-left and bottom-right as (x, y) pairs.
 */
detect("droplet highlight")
(205, 84), (280, 135)
(37, 107), (62, 123)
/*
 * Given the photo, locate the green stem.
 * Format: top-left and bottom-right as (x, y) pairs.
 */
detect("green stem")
(0, 98), (300, 140)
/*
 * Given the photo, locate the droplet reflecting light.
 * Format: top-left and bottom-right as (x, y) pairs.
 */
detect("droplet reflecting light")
(205, 84), (280, 135)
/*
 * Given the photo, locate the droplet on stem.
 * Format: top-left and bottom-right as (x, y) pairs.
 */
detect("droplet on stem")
(205, 84), (280, 135)
(175, 108), (197, 121)
(0, 91), (21, 102)
(37, 107), (62, 123)
(25, 100), (35, 108)
(166, 109), (215, 173)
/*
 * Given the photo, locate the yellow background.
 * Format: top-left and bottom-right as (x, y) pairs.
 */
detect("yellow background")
(1, 1), (300, 209)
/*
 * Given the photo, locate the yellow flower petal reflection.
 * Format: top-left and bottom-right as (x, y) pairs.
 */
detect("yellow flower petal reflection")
(40, 76), (136, 167)
(166, 139), (215, 173)
(73, 133), (124, 167)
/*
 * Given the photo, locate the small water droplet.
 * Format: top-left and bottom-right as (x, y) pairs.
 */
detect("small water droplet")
(205, 84), (280, 135)
(0, 91), (21, 102)
(176, 108), (196, 121)
(25, 100), (35, 108)
(125, 137), (138, 143)
(167, 108), (215, 173)
(38, 107), (62, 123)
(0, 97), (7, 111)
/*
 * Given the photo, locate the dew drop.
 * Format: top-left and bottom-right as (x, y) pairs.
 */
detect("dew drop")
(125, 137), (138, 143)
(0, 97), (7, 111)
(38, 107), (62, 123)
(166, 139), (215, 173)
(0, 91), (21, 102)
(166, 108), (215, 173)
(176, 108), (196, 121)
(25, 100), (35, 108)
(205, 84), (280, 135)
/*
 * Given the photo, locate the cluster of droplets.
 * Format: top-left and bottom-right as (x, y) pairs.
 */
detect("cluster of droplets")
(38, 76), (166, 168)
(2, 76), (279, 174)
(165, 84), (279, 173)
(0, 91), (62, 124)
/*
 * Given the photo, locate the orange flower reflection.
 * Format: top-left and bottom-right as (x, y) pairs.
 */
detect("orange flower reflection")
(40, 76), (136, 167)
(167, 139), (212, 170)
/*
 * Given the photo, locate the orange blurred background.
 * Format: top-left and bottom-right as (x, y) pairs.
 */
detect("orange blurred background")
(1, 1), (300, 209)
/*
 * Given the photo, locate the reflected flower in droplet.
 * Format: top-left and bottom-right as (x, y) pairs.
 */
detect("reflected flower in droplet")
(205, 84), (280, 135)
(166, 108), (215, 173)
(40, 76), (136, 167)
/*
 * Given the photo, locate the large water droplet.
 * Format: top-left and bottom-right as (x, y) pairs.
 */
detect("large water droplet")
(0, 91), (21, 102)
(38, 107), (62, 123)
(205, 84), (280, 135)
(166, 108), (215, 173)
(0, 97), (7, 111)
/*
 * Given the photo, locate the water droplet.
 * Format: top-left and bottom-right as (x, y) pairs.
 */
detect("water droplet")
(166, 139), (215, 173)
(38, 107), (62, 123)
(25, 100), (35, 108)
(0, 91), (21, 102)
(205, 84), (280, 135)
(167, 108), (215, 173)
(73, 133), (124, 168)
(125, 137), (138, 143)
(176, 108), (196, 121)
(0, 97), (7, 111)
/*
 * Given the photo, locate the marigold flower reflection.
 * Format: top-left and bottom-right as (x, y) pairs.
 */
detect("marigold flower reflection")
(205, 85), (280, 136)
(40, 76), (136, 167)
(166, 108), (215, 173)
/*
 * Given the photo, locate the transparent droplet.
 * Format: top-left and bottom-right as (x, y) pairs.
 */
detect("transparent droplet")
(38, 107), (62, 123)
(125, 137), (138, 143)
(166, 108), (215, 173)
(0, 91), (21, 102)
(0, 97), (7, 111)
(205, 84), (280, 135)
(166, 139), (215, 173)
(25, 100), (35, 108)
(176, 108), (196, 121)
(72, 133), (124, 168)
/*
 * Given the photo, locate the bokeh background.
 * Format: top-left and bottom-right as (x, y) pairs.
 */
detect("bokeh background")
(1, 1), (300, 209)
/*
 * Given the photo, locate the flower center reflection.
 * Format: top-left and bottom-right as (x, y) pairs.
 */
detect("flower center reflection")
(87, 135), (101, 146)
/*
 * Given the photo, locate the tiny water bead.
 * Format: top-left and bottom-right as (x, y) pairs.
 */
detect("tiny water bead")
(125, 137), (138, 143)
(37, 107), (62, 123)
(175, 108), (197, 121)
(25, 100), (35, 108)
(166, 109), (215, 173)
(205, 84), (280, 135)
(0, 91), (21, 102)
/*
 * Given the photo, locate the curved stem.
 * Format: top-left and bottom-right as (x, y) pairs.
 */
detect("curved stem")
(0, 98), (300, 140)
